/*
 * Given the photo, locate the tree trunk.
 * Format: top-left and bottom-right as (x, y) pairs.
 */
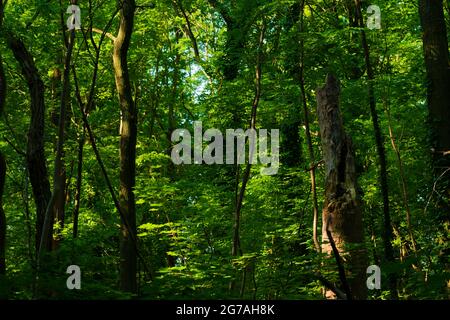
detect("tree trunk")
(7, 35), (52, 253)
(354, 0), (397, 298)
(72, 125), (84, 238)
(207, 0), (253, 81)
(384, 100), (417, 252)
(316, 74), (367, 300)
(167, 28), (181, 182)
(232, 23), (265, 257)
(113, 0), (137, 293)
(419, 0), (450, 213)
(0, 154), (5, 275)
(298, 0), (320, 252)
(0, 5), (6, 271)
(419, 0), (450, 284)
(38, 25), (75, 256)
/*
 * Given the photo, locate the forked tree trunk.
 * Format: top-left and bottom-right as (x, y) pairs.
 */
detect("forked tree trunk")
(7, 35), (52, 253)
(316, 74), (367, 300)
(113, 0), (137, 293)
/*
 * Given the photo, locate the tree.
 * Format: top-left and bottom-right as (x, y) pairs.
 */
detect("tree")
(0, 0), (6, 276)
(419, 0), (450, 289)
(113, 0), (138, 293)
(316, 74), (367, 300)
(297, 0), (320, 252)
(0, 153), (5, 275)
(207, 0), (256, 81)
(0, 0), (448, 301)
(419, 0), (450, 212)
(6, 29), (52, 254)
(354, 0), (397, 298)
(38, 6), (76, 255)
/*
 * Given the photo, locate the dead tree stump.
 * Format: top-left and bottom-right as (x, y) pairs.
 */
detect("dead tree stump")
(316, 74), (367, 299)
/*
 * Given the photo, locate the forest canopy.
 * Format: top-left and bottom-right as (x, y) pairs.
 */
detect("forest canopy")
(0, 0), (448, 300)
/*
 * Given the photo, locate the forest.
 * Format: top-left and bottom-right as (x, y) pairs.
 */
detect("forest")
(0, 0), (448, 300)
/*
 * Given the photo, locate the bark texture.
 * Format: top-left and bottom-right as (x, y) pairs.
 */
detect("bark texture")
(419, 0), (450, 209)
(316, 74), (367, 300)
(7, 36), (52, 252)
(113, 0), (138, 293)
(419, 0), (450, 282)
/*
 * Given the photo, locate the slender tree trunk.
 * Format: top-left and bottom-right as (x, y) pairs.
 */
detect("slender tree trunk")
(72, 125), (84, 238)
(0, 4), (6, 275)
(232, 24), (265, 258)
(316, 74), (367, 300)
(206, 3), (258, 287)
(0, 2), (6, 272)
(72, 7), (153, 282)
(7, 35), (52, 253)
(229, 24), (265, 295)
(384, 101), (417, 252)
(113, 0), (137, 293)
(0, 154), (5, 275)
(23, 172), (34, 264)
(38, 25), (75, 256)
(50, 0), (82, 249)
(298, 0), (320, 252)
(354, 0), (397, 298)
(167, 28), (181, 182)
(0, 15), (6, 275)
(165, 29), (182, 268)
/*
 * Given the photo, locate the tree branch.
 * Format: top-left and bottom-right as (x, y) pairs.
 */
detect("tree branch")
(90, 27), (116, 41)
(326, 225), (353, 300)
